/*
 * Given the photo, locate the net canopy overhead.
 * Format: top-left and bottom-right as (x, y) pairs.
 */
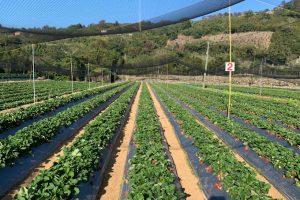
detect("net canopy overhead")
(0, 0), (244, 38)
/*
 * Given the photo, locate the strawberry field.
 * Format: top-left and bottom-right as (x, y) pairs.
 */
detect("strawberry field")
(0, 81), (104, 110)
(0, 81), (299, 200)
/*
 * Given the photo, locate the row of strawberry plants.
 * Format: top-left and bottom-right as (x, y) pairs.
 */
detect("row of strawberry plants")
(228, 89), (300, 121)
(152, 84), (273, 199)
(189, 84), (300, 121)
(0, 81), (68, 101)
(14, 83), (139, 199)
(0, 91), (58, 110)
(176, 84), (300, 146)
(0, 82), (126, 132)
(182, 84), (300, 132)
(160, 84), (300, 187)
(230, 97), (300, 130)
(127, 85), (183, 200)
(189, 84), (300, 122)
(0, 83), (130, 168)
(0, 81), (102, 110)
(0, 84), (78, 103)
(207, 84), (300, 101)
(206, 85), (300, 128)
(208, 86), (300, 130)
(0, 81), (99, 97)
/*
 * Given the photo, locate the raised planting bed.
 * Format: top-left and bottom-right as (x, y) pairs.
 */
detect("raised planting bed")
(152, 84), (274, 200)
(123, 84), (184, 200)
(0, 84), (133, 198)
(14, 84), (139, 199)
(177, 84), (300, 146)
(0, 82), (127, 136)
(0, 81), (101, 110)
(158, 84), (300, 199)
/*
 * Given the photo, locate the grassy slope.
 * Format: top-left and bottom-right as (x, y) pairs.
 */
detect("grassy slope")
(0, 3), (299, 75)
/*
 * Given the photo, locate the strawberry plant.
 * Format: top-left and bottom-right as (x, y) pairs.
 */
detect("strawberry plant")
(0, 81), (104, 110)
(160, 83), (300, 188)
(0, 83), (131, 168)
(14, 83), (139, 199)
(174, 84), (300, 146)
(207, 85), (300, 101)
(152, 84), (273, 200)
(127, 85), (184, 200)
(0, 82), (126, 132)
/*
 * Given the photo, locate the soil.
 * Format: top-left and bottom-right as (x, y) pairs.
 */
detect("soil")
(98, 85), (142, 200)
(147, 83), (206, 200)
(119, 75), (300, 88)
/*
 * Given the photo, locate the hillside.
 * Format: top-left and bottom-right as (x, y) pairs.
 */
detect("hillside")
(0, 2), (300, 77)
(167, 32), (273, 50)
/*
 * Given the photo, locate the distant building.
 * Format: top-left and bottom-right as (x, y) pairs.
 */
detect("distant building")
(14, 32), (22, 36)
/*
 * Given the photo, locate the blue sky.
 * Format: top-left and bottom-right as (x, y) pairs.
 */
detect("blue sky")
(0, 0), (292, 28)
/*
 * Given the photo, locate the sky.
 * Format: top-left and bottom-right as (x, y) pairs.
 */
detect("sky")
(0, 0), (292, 28)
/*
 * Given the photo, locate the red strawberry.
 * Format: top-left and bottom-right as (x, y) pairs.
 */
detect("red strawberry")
(214, 183), (222, 190)
(205, 166), (213, 173)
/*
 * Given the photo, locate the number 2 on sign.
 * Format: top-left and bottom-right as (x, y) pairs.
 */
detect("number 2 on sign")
(225, 62), (235, 72)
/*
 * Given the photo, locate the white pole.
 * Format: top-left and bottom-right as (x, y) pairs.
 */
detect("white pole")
(32, 44), (36, 103)
(157, 66), (159, 82)
(102, 70), (104, 86)
(260, 58), (264, 96)
(167, 64), (169, 88)
(203, 41), (210, 89)
(71, 58), (74, 93)
(88, 63), (91, 90)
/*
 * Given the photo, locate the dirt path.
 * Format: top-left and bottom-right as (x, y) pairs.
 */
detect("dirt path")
(194, 116), (286, 199)
(98, 85), (142, 200)
(147, 84), (206, 200)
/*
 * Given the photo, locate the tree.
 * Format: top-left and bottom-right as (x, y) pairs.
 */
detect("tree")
(75, 59), (86, 81)
(245, 11), (254, 18)
(268, 44), (291, 65)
